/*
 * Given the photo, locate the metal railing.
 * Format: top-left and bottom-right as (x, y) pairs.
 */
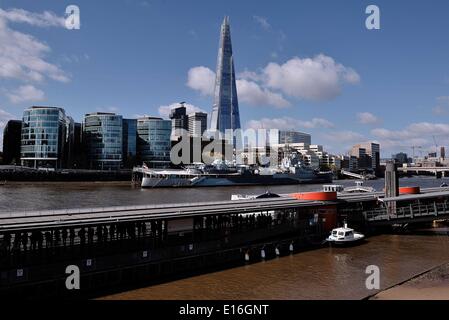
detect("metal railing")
(364, 201), (449, 222)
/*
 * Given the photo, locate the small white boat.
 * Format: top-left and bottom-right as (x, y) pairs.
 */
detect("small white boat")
(326, 223), (365, 245)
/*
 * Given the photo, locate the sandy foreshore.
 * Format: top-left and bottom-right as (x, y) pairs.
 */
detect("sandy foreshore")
(372, 262), (449, 300)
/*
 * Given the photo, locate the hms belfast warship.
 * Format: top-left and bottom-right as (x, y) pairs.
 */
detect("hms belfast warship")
(136, 158), (333, 188)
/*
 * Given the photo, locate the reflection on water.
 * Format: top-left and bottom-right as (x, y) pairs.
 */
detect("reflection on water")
(101, 234), (449, 300)
(1, 176), (449, 212)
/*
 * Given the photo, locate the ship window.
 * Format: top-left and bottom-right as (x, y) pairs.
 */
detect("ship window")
(345, 231), (353, 237)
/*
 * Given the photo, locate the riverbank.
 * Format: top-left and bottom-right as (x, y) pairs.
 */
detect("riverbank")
(372, 262), (449, 300)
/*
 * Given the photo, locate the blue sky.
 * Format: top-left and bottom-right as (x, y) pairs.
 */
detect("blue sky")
(1, 0), (449, 156)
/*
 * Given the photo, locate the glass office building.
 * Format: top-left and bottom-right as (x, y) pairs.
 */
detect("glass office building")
(84, 113), (123, 170)
(210, 16), (241, 136)
(20, 106), (74, 169)
(3, 120), (22, 165)
(279, 131), (312, 145)
(122, 118), (137, 167)
(137, 117), (171, 168)
(170, 105), (188, 140)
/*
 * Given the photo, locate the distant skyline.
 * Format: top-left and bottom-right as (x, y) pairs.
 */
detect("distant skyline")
(1, 0), (449, 157)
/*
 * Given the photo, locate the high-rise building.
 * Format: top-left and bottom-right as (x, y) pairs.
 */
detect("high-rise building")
(278, 131), (311, 145)
(393, 152), (409, 165)
(170, 104), (189, 140)
(84, 112), (123, 170)
(310, 145), (324, 153)
(358, 142), (380, 170)
(441, 146), (446, 160)
(2, 120), (22, 165)
(20, 106), (74, 169)
(188, 112), (208, 137)
(350, 142), (380, 171)
(137, 117), (171, 168)
(122, 119), (137, 158)
(71, 122), (85, 169)
(210, 16), (241, 136)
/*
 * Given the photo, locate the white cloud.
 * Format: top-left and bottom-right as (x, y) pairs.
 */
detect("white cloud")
(7, 85), (45, 104)
(187, 54), (359, 108)
(158, 102), (207, 119)
(0, 8), (65, 27)
(262, 54), (360, 101)
(0, 9), (69, 84)
(253, 15), (271, 30)
(246, 116), (334, 131)
(187, 66), (289, 108)
(370, 122), (449, 154)
(432, 96), (449, 115)
(236, 79), (290, 108)
(186, 66), (215, 96)
(238, 69), (263, 82)
(433, 105), (447, 115)
(371, 122), (449, 140)
(322, 130), (365, 143)
(357, 112), (380, 125)
(0, 108), (14, 127)
(377, 138), (430, 152)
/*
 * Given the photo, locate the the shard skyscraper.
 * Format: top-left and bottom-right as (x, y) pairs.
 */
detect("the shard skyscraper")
(210, 16), (241, 136)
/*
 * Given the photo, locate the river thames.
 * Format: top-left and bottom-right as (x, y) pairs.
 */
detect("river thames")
(1, 176), (449, 212)
(2, 176), (449, 299)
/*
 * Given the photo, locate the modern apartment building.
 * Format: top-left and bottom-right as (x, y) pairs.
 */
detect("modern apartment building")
(188, 112), (208, 137)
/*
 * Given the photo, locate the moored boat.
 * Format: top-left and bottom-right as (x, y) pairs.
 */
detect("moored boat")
(326, 223), (365, 245)
(136, 159), (333, 188)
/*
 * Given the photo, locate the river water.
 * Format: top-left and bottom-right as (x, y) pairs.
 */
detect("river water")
(2, 176), (449, 299)
(101, 234), (449, 300)
(1, 176), (449, 213)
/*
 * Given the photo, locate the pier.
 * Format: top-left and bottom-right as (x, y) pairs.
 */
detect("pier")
(0, 197), (337, 298)
(2, 179), (449, 298)
(0, 165), (447, 298)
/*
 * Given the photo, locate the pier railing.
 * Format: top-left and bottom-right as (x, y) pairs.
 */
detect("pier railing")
(364, 201), (449, 223)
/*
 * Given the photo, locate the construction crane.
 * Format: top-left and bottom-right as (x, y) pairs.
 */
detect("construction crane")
(408, 146), (423, 160)
(396, 146), (422, 162)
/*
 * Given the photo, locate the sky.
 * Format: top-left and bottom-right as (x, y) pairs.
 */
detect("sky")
(1, 0), (449, 157)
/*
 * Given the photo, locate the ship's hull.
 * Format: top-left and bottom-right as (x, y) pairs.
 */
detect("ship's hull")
(141, 172), (333, 188)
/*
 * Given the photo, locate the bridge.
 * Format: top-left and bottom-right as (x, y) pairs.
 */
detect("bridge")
(398, 166), (449, 177)
(340, 170), (376, 180)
